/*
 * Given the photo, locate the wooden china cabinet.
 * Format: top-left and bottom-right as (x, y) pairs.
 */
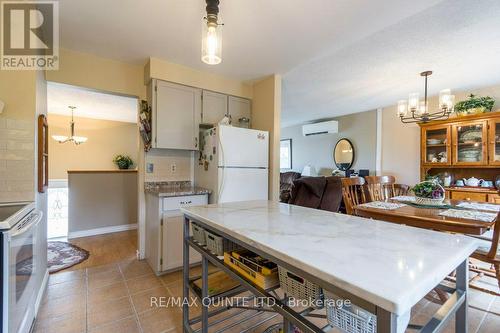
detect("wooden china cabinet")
(419, 111), (500, 203)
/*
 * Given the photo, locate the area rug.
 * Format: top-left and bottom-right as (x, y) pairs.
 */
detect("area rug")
(47, 241), (90, 273)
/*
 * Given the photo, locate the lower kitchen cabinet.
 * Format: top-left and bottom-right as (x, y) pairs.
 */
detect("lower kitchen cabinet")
(145, 193), (208, 274)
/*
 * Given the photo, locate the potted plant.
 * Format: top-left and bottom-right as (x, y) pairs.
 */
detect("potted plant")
(411, 180), (445, 205)
(454, 94), (495, 116)
(113, 155), (134, 170)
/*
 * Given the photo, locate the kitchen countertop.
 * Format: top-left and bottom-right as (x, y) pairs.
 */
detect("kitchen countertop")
(145, 185), (211, 197)
(67, 169), (138, 173)
(181, 200), (478, 315)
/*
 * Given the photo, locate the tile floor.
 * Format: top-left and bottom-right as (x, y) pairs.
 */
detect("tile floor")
(34, 257), (500, 333)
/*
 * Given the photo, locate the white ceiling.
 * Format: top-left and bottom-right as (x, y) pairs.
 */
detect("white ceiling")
(282, 0), (500, 127)
(47, 82), (138, 123)
(56, 0), (500, 127)
(58, 0), (443, 81)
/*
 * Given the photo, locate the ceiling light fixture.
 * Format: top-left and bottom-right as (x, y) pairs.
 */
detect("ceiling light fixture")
(201, 0), (223, 65)
(52, 106), (88, 145)
(397, 71), (455, 123)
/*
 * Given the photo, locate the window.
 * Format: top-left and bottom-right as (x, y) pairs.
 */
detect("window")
(280, 139), (292, 170)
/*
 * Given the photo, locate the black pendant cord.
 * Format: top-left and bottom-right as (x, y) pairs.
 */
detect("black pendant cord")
(424, 74), (428, 108)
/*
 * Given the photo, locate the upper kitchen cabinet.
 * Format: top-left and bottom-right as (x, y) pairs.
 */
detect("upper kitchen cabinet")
(152, 80), (201, 150)
(228, 96), (251, 127)
(201, 90), (227, 125)
(452, 120), (488, 166)
(488, 117), (500, 165)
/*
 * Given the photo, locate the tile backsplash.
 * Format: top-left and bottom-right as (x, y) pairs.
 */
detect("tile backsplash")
(0, 117), (35, 203)
(144, 148), (193, 182)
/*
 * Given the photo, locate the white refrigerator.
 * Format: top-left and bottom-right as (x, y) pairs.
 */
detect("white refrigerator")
(195, 125), (269, 203)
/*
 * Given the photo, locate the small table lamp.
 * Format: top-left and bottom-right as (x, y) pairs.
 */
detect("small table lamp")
(301, 165), (317, 176)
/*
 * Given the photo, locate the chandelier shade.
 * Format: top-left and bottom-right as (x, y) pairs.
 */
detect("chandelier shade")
(397, 71), (455, 123)
(51, 106), (88, 145)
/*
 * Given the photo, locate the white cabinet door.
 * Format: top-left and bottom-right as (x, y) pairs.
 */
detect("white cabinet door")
(162, 215), (201, 271)
(155, 80), (201, 150)
(202, 90), (227, 125)
(228, 96), (251, 126)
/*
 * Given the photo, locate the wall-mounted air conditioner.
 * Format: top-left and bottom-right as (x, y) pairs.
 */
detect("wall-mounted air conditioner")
(302, 120), (338, 136)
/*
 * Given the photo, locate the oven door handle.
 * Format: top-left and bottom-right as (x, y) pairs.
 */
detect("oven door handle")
(10, 211), (43, 238)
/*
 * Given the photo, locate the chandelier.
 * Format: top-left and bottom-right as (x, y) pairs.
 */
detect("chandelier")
(201, 0), (223, 65)
(52, 106), (88, 145)
(397, 71), (455, 123)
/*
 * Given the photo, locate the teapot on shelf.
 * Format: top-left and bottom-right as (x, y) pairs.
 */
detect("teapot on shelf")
(462, 177), (484, 187)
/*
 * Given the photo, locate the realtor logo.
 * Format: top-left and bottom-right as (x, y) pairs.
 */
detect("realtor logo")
(1, 1), (59, 70)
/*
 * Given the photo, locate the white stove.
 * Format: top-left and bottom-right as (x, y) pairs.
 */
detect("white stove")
(0, 203), (35, 230)
(1, 202), (42, 333)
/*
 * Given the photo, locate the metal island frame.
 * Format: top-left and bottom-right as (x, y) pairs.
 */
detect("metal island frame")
(181, 201), (478, 333)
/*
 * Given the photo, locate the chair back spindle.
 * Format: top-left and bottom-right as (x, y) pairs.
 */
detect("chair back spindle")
(341, 177), (367, 215)
(365, 176), (396, 201)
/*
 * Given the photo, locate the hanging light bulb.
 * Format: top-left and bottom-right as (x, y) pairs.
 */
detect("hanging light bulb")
(201, 0), (222, 65)
(397, 100), (408, 117)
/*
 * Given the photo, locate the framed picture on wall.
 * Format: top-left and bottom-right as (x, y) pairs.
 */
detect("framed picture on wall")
(280, 139), (292, 170)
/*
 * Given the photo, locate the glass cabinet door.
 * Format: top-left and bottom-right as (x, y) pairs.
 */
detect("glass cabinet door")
(453, 120), (488, 165)
(489, 119), (500, 165)
(422, 125), (451, 165)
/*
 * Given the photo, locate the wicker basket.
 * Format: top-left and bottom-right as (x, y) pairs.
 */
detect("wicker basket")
(278, 267), (322, 302)
(191, 223), (206, 246)
(415, 196), (444, 206)
(205, 229), (241, 256)
(324, 290), (376, 333)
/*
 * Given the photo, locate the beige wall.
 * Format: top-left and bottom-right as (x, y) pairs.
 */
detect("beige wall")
(0, 70), (37, 202)
(48, 114), (138, 179)
(252, 75), (282, 201)
(145, 57), (252, 99)
(46, 48), (146, 99)
(381, 84), (500, 185)
(68, 172), (138, 236)
(281, 110), (377, 176)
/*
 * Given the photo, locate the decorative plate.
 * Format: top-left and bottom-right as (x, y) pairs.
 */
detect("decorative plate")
(459, 129), (482, 142)
(426, 138), (443, 145)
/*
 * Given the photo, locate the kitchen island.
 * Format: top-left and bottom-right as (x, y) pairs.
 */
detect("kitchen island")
(181, 200), (478, 333)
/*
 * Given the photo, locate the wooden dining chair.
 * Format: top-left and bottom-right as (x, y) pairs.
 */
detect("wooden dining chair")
(470, 212), (500, 292)
(341, 177), (368, 215)
(365, 176), (396, 201)
(393, 184), (410, 197)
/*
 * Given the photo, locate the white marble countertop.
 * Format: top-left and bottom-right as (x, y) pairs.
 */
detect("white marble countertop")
(181, 200), (478, 315)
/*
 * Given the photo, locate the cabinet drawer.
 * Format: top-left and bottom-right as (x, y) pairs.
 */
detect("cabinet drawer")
(488, 194), (500, 204)
(450, 191), (487, 202)
(162, 194), (208, 211)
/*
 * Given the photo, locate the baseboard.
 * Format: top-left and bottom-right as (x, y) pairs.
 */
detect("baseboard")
(34, 269), (49, 317)
(68, 223), (137, 239)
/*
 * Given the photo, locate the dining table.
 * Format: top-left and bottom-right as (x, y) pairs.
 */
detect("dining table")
(354, 198), (499, 236)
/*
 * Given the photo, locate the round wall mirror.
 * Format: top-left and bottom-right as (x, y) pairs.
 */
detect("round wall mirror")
(333, 138), (355, 171)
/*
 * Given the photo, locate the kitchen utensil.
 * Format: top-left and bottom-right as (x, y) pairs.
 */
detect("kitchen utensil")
(481, 181), (493, 188)
(426, 138), (442, 145)
(443, 175), (452, 187)
(462, 177), (483, 187)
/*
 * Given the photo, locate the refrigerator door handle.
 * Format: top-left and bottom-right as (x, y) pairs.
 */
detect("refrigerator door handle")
(218, 130), (225, 198)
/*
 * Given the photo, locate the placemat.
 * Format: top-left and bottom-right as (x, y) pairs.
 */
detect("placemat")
(438, 209), (497, 222)
(358, 201), (407, 210)
(391, 195), (416, 202)
(455, 202), (500, 212)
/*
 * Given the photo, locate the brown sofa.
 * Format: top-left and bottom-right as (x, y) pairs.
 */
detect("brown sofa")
(289, 176), (343, 213)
